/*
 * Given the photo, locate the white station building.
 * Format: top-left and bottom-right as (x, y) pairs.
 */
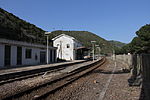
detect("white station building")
(52, 34), (85, 61)
(0, 38), (57, 68)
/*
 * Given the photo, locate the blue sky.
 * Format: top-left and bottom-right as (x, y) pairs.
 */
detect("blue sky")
(0, 0), (150, 43)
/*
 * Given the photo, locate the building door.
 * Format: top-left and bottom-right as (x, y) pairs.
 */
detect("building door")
(17, 46), (22, 65)
(40, 51), (46, 63)
(4, 45), (11, 66)
(53, 50), (56, 62)
(50, 50), (53, 62)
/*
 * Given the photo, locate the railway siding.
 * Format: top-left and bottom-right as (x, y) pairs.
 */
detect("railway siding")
(0, 58), (104, 100)
(0, 60), (87, 83)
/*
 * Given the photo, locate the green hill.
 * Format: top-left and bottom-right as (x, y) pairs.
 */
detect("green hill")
(50, 31), (113, 54)
(109, 40), (126, 48)
(0, 8), (46, 44)
(0, 8), (113, 54)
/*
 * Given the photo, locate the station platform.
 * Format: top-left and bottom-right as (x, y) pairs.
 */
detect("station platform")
(0, 60), (86, 76)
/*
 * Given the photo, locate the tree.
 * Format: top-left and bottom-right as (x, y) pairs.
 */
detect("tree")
(136, 24), (150, 41)
(136, 24), (150, 52)
(129, 24), (150, 54)
(129, 37), (143, 53)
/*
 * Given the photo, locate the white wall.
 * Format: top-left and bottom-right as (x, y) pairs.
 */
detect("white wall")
(54, 35), (74, 60)
(22, 47), (56, 65)
(115, 54), (132, 69)
(22, 47), (46, 65)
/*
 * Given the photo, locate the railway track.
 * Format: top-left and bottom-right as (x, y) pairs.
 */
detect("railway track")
(1, 57), (106, 100)
(0, 60), (87, 85)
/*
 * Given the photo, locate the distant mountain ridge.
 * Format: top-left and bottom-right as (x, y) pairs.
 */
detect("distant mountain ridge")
(109, 40), (126, 48)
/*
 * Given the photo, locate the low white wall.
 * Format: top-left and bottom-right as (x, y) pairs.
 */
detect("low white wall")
(115, 54), (132, 68)
(22, 47), (42, 65)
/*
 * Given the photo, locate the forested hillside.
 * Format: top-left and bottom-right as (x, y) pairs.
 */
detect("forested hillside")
(0, 8), (46, 44)
(0, 8), (114, 54)
(109, 40), (126, 48)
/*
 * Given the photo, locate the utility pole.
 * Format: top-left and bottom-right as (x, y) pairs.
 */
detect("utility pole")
(91, 41), (96, 61)
(45, 32), (51, 64)
(60, 41), (62, 59)
(113, 48), (115, 60)
(95, 45), (100, 59)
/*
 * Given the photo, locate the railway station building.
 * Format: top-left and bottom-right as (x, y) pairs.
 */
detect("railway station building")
(52, 34), (89, 61)
(0, 38), (57, 68)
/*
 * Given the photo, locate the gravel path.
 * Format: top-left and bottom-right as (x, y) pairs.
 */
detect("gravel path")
(46, 58), (141, 100)
(103, 60), (141, 100)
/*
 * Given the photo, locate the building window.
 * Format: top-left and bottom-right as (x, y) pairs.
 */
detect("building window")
(67, 44), (70, 48)
(26, 49), (32, 59)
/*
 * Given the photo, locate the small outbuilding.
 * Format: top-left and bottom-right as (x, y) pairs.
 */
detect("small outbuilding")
(75, 47), (90, 60)
(52, 34), (89, 61)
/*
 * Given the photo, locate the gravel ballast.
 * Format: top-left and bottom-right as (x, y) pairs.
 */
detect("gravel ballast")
(46, 58), (141, 100)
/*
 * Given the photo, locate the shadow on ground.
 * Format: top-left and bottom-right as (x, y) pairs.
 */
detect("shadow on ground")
(91, 68), (129, 75)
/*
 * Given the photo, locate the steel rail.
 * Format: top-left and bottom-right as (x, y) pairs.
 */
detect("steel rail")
(0, 60), (87, 85)
(1, 58), (106, 100)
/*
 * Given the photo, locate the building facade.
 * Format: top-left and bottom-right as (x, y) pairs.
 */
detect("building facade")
(52, 34), (83, 61)
(0, 38), (57, 68)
